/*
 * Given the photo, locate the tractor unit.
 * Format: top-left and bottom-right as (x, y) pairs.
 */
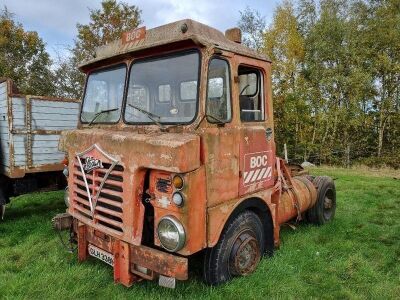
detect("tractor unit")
(53, 19), (336, 288)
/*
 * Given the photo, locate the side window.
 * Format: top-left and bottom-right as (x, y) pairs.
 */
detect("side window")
(206, 58), (231, 123)
(239, 66), (264, 122)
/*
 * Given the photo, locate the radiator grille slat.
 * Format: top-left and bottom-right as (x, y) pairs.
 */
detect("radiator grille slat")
(72, 157), (125, 234)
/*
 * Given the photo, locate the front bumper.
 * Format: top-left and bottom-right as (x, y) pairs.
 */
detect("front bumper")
(54, 215), (188, 286)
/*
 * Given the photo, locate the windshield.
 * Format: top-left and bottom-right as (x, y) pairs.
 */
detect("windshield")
(81, 65), (126, 123)
(124, 52), (199, 124)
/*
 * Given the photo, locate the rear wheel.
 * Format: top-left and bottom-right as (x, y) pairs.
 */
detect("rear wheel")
(307, 176), (336, 225)
(203, 210), (265, 285)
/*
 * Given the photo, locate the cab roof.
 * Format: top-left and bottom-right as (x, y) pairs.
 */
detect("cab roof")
(79, 19), (270, 70)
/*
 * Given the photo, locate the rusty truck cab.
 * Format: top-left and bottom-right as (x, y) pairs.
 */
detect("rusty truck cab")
(58, 19), (336, 288)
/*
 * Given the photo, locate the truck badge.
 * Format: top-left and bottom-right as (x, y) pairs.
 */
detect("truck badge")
(83, 157), (103, 173)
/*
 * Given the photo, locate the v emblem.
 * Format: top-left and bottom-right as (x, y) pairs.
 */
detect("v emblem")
(76, 144), (119, 215)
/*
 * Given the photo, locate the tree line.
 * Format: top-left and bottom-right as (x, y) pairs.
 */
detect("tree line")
(0, 1), (141, 99)
(0, 0), (399, 168)
(239, 0), (400, 168)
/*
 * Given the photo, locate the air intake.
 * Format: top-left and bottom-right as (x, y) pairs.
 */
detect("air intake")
(225, 28), (242, 43)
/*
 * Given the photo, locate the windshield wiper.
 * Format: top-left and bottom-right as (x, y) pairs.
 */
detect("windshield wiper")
(88, 108), (119, 126)
(128, 104), (166, 131)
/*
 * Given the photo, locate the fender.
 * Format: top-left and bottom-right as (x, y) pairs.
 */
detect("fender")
(207, 189), (277, 251)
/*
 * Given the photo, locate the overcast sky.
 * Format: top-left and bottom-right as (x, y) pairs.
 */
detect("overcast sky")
(0, 0), (279, 59)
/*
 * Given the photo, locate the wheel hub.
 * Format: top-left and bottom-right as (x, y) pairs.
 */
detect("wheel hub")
(230, 231), (261, 276)
(324, 197), (333, 209)
(323, 192), (334, 220)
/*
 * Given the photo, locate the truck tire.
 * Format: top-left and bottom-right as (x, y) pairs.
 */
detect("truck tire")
(0, 187), (7, 221)
(306, 176), (336, 225)
(0, 205), (5, 221)
(203, 210), (265, 285)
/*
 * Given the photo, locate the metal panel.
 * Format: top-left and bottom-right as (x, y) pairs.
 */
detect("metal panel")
(0, 80), (80, 178)
(11, 97), (26, 130)
(31, 134), (66, 166)
(9, 96), (79, 170)
(0, 81), (9, 171)
(31, 98), (79, 131)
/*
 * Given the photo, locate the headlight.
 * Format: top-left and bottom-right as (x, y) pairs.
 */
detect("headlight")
(157, 216), (185, 252)
(64, 187), (70, 208)
(172, 192), (184, 207)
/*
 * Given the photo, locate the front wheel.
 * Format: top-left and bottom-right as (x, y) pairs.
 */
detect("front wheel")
(203, 210), (265, 285)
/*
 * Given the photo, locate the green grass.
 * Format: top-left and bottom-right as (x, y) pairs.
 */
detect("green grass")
(1, 167), (399, 299)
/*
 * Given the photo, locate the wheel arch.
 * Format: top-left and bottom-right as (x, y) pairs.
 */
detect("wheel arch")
(207, 196), (275, 255)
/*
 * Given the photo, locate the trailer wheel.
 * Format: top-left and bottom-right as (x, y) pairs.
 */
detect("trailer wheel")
(307, 176), (336, 225)
(0, 205), (5, 221)
(0, 187), (8, 221)
(203, 210), (265, 285)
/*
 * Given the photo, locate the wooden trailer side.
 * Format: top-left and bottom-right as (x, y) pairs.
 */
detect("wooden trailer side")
(8, 95), (80, 178)
(0, 78), (80, 179)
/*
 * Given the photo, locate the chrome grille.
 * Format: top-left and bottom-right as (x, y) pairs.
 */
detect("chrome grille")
(72, 157), (125, 234)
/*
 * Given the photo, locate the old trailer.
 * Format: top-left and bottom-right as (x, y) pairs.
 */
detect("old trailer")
(0, 78), (80, 218)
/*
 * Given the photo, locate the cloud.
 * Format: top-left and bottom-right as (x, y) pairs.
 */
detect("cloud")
(150, 0), (215, 25)
(1, 0), (278, 58)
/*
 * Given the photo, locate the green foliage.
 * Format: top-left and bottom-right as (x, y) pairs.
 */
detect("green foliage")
(53, 0), (142, 99)
(0, 8), (54, 95)
(238, 6), (266, 50)
(0, 167), (399, 298)
(241, 0), (400, 168)
(74, 0), (142, 63)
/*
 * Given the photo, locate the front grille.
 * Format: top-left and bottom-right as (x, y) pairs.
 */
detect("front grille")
(72, 158), (125, 234)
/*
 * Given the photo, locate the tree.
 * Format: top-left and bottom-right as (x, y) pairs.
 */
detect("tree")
(364, 0), (400, 157)
(74, 0), (142, 63)
(54, 0), (142, 99)
(294, 0), (376, 164)
(264, 1), (309, 160)
(237, 6), (267, 50)
(0, 7), (54, 95)
(244, 0), (399, 167)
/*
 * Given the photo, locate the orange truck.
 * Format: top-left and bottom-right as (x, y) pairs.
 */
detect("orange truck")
(53, 19), (336, 288)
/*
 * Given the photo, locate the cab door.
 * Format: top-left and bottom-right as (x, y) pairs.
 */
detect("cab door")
(203, 56), (240, 207)
(237, 62), (275, 196)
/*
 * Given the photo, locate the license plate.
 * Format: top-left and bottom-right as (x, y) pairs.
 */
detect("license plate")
(88, 244), (114, 267)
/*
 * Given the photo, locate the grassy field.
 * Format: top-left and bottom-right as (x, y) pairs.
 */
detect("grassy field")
(0, 167), (399, 299)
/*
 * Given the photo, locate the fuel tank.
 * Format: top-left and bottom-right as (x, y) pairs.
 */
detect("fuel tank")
(277, 176), (317, 224)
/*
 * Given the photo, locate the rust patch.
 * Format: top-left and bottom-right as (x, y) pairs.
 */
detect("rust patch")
(130, 244), (188, 280)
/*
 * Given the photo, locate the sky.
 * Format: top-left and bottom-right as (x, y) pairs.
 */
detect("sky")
(0, 0), (279, 59)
